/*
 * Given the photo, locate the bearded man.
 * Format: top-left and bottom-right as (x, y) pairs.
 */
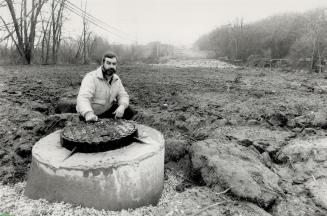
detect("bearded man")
(76, 52), (133, 122)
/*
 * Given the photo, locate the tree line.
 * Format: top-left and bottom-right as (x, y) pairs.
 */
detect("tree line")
(194, 8), (327, 71)
(0, 0), (175, 65)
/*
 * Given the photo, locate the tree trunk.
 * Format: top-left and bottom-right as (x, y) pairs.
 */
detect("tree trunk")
(4, 0), (26, 62)
(4, 0), (46, 64)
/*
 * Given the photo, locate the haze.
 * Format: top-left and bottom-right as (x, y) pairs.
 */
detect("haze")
(14, 0), (327, 46)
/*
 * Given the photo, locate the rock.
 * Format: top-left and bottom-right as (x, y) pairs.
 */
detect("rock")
(272, 195), (326, 216)
(0, 150), (6, 159)
(289, 81), (301, 89)
(21, 118), (44, 130)
(314, 85), (327, 94)
(165, 139), (189, 163)
(175, 120), (188, 131)
(248, 119), (259, 125)
(8, 90), (22, 96)
(0, 165), (15, 184)
(306, 178), (327, 210)
(302, 128), (316, 135)
(277, 138), (327, 163)
(175, 182), (192, 192)
(161, 103), (168, 109)
(166, 154), (193, 182)
(251, 90), (265, 98)
(288, 113), (314, 128)
(191, 129), (210, 141)
(1, 154), (11, 165)
(276, 137), (327, 182)
(55, 89), (78, 113)
(211, 126), (292, 154)
(15, 143), (33, 158)
(288, 111), (327, 129)
(191, 139), (282, 207)
(269, 113), (288, 127)
(31, 102), (48, 113)
(185, 115), (203, 130)
(312, 111), (327, 128)
(262, 152), (273, 168)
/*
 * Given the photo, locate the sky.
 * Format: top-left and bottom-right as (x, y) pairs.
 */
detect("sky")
(2, 0), (327, 46)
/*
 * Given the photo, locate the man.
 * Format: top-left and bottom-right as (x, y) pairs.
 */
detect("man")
(76, 52), (131, 122)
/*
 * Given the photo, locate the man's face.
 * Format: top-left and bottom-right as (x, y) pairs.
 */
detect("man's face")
(103, 57), (117, 77)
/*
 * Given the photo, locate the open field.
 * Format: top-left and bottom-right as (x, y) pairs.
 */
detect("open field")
(1, 61), (327, 215)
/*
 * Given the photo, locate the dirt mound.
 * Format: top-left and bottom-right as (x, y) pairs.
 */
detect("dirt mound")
(209, 126), (293, 155)
(191, 139), (282, 208)
(287, 111), (327, 129)
(305, 178), (327, 210)
(272, 195), (326, 216)
(276, 137), (327, 184)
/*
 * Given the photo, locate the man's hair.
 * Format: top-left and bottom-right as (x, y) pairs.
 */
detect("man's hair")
(102, 51), (118, 63)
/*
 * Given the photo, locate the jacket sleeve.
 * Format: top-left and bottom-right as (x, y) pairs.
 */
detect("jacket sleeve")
(117, 80), (129, 108)
(76, 74), (96, 117)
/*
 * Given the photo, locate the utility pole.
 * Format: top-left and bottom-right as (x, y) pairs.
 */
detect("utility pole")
(82, 0), (87, 64)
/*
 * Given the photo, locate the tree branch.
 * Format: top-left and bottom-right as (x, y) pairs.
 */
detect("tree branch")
(0, 15), (24, 57)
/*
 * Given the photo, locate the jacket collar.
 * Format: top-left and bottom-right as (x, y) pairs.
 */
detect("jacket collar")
(95, 66), (119, 82)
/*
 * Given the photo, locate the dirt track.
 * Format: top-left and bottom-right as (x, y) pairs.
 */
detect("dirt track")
(1, 62), (327, 215)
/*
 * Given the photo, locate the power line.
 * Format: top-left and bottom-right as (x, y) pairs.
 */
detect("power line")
(1, 0), (136, 43)
(64, 0), (133, 39)
(63, 2), (133, 42)
(54, 0), (135, 42)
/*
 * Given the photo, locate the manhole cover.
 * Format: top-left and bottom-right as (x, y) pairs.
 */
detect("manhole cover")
(61, 119), (138, 152)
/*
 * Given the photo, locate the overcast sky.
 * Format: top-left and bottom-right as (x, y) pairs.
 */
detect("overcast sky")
(5, 0), (327, 46)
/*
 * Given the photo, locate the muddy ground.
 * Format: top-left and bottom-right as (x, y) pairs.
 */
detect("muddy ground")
(1, 62), (327, 215)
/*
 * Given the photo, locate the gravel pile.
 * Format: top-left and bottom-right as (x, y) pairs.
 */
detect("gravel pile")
(0, 169), (182, 216)
(157, 59), (238, 68)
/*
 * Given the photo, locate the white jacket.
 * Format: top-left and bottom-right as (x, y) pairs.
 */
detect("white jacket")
(76, 67), (129, 117)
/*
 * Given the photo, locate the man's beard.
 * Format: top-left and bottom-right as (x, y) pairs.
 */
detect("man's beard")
(103, 67), (116, 77)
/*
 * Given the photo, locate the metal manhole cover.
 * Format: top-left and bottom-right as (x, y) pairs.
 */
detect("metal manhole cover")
(61, 119), (138, 152)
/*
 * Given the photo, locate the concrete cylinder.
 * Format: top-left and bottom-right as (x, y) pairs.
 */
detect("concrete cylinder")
(25, 124), (165, 211)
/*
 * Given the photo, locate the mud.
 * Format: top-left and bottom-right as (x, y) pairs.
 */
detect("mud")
(1, 63), (327, 214)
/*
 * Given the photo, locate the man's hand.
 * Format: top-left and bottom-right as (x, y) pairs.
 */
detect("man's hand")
(113, 105), (125, 118)
(85, 112), (98, 122)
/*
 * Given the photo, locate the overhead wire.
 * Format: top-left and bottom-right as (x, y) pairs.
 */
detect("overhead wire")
(54, 0), (135, 42)
(64, 0), (132, 39)
(1, 0), (136, 44)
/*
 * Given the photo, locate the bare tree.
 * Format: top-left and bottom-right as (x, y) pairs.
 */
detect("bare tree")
(51, 0), (65, 63)
(40, 11), (51, 63)
(229, 18), (245, 59)
(2, 0), (48, 64)
(306, 8), (327, 72)
(82, 0), (88, 64)
(73, 0), (90, 63)
(38, 0), (65, 64)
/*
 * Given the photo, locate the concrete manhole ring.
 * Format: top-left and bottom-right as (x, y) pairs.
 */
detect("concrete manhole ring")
(61, 119), (138, 152)
(25, 124), (165, 210)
